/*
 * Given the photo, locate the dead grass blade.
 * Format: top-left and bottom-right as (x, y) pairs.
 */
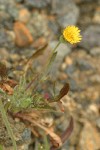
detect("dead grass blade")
(24, 43), (48, 73)
(14, 113), (62, 148)
(61, 116), (74, 143)
(50, 116), (74, 150)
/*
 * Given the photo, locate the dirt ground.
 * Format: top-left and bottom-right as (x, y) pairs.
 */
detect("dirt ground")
(0, 0), (100, 150)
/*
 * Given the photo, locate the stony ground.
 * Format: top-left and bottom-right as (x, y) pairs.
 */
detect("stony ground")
(0, 0), (100, 150)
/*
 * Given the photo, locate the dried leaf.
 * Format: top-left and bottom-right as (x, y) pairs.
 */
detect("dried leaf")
(6, 79), (17, 88)
(33, 37), (47, 49)
(50, 117), (74, 150)
(2, 83), (14, 95)
(31, 43), (48, 59)
(58, 83), (69, 100)
(14, 113), (62, 148)
(0, 79), (17, 95)
(25, 74), (39, 90)
(24, 43), (48, 73)
(61, 116), (74, 143)
(48, 130), (62, 148)
(58, 101), (65, 112)
(51, 83), (69, 102)
(0, 62), (8, 80)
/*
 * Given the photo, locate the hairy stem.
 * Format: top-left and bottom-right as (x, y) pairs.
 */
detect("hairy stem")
(0, 99), (17, 150)
(52, 41), (61, 53)
(26, 41), (61, 91)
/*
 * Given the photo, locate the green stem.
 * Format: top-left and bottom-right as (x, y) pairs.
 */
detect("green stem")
(52, 41), (61, 53)
(0, 99), (17, 150)
(26, 41), (61, 91)
(39, 41), (61, 81)
(45, 41), (61, 71)
(43, 134), (50, 150)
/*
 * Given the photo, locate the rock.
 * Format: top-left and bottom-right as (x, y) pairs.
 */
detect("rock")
(0, 28), (14, 49)
(14, 21), (33, 47)
(90, 47), (100, 56)
(48, 20), (59, 36)
(98, 0), (100, 4)
(52, 0), (79, 28)
(77, 122), (100, 150)
(18, 8), (31, 24)
(32, 37), (47, 49)
(21, 128), (31, 141)
(70, 122), (82, 146)
(25, 0), (50, 9)
(49, 41), (71, 76)
(96, 118), (100, 128)
(65, 56), (73, 66)
(28, 11), (49, 38)
(7, 5), (19, 20)
(0, 29), (8, 46)
(0, 119), (11, 147)
(76, 59), (93, 71)
(0, 10), (13, 30)
(0, 0), (18, 28)
(65, 65), (76, 76)
(79, 25), (100, 51)
(57, 11), (79, 28)
(4, 144), (29, 150)
(80, 0), (98, 2)
(15, 0), (24, 3)
(88, 104), (99, 115)
(0, 17), (14, 30)
(40, 115), (53, 127)
(9, 53), (20, 62)
(0, 48), (10, 59)
(68, 79), (79, 91)
(93, 6), (100, 24)
(58, 72), (68, 80)
(52, 0), (78, 15)
(61, 63), (67, 71)
(0, 0), (15, 8)
(0, 115), (31, 148)
(60, 142), (70, 150)
(61, 95), (77, 112)
(89, 74), (100, 83)
(84, 87), (99, 102)
(57, 116), (72, 132)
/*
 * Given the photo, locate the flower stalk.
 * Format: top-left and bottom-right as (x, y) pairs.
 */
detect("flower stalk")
(0, 99), (17, 150)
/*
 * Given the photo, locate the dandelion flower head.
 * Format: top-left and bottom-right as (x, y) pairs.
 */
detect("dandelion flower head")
(63, 25), (82, 44)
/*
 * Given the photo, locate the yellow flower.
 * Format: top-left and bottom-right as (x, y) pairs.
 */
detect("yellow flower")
(63, 25), (82, 44)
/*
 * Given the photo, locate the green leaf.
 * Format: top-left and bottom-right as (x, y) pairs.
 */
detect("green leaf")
(43, 134), (50, 150)
(0, 88), (5, 94)
(7, 77), (33, 112)
(0, 145), (3, 150)
(30, 43), (48, 59)
(32, 93), (54, 110)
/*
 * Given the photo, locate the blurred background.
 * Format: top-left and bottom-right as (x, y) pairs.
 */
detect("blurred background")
(0, 0), (100, 150)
